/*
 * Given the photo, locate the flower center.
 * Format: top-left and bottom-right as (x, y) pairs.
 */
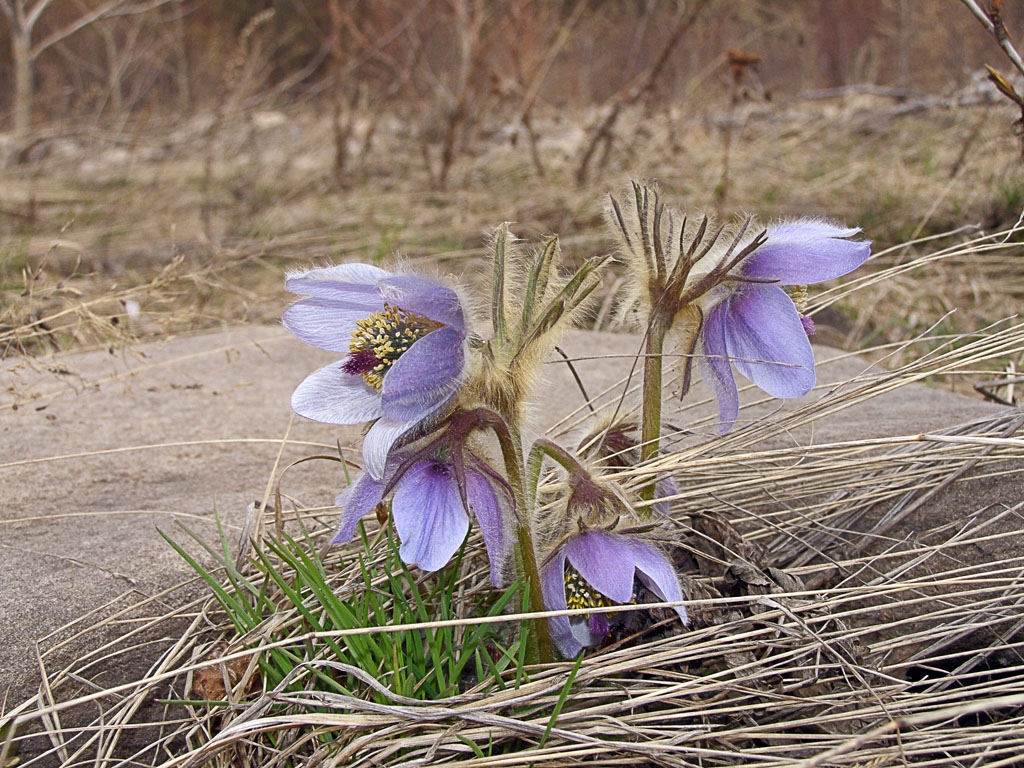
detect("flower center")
(564, 565), (636, 639)
(564, 565), (630, 612)
(343, 304), (442, 391)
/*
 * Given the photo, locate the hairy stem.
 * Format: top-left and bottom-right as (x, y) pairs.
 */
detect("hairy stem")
(639, 319), (666, 504)
(496, 420), (554, 663)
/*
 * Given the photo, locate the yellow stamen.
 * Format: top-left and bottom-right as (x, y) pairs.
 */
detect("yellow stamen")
(564, 565), (631, 616)
(348, 304), (442, 390)
(784, 284), (809, 315)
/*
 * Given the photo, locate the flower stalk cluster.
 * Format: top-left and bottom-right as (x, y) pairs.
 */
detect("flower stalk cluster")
(283, 181), (870, 662)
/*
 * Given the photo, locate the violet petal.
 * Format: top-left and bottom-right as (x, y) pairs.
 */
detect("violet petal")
(392, 460), (469, 572)
(285, 263), (391, 299)
(743, 221), (870, 284)
(331, 473), (384, 544)
(290, 365), (384, 425)
(653, 475), (678, 516)
(588, 612), (611, 637)
(569, 618), (601, 649)
(465, 469), (508, 586)
(379, 275), (466, 332)
(564, 531), (636, 605)
(629, 539), (689, 626)
(725, 286), (815, 398)
(381, 327), (466, 422)
(362, 415), (421, 480)
(699, 301), (740, 433)
(540, 551), (583, 658)
(282, 298), (375, 353)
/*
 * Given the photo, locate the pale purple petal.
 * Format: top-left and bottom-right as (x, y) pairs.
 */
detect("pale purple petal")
(725, 286), (815, 398)
(564, 531), (636, 605)
(540, 551), (582, 658)
(766, 221), (862, 244)
(743, 221), (870, 285)
(330, 473), (384, 544)
(286, 263), (391, 299)
(570, 618), (601, 649)
(282, 298), (371, 353)
(381, 327), (466, 422)
(285, 280), (383, 306)
(362, 416), (418, 480)
(291, 365), (384, 424)
(392, 460), (469, 572)
(699, 301), (739, 433)
(379, 275), (466, 332)
(629, 539), (689, 626)
(465, 469), (508, 586)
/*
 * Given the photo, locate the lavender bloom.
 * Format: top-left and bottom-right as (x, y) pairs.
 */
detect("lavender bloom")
(283, 264), (468, 479)
(700, 221), (870, 432)
(332, 458), (509, 586)
(540, 530), (688, 657)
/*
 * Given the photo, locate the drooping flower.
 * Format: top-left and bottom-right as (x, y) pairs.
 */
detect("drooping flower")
(283, 263), (469, 479)
(699, 220), (870, 432)
(540, 529), (688, 658)
(331, 456), (510, 586)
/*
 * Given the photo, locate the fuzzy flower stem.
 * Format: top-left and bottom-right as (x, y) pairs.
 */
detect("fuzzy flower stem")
(639, 319), (666, 505)
(494, 419), (553, 664)
(431, 407), (554, 662)
(527, 438), (588, 503)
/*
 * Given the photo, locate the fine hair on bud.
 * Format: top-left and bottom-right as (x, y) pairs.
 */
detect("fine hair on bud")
(606, 181), (726, 331)
(532, 455), (638, 558)
(473, 225), (605, 426)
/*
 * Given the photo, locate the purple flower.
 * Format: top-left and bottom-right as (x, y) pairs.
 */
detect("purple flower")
(283, 264), (469, 479)
(540, 530), (688, 657)
(331, 458), (510, 586)
(700, 221), (870, 432)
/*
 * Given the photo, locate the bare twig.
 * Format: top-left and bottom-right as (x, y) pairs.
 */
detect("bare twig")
(575, 0), (708, 185)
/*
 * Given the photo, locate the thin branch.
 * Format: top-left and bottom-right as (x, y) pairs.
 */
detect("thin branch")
(32, 0), (178, 58)
(576, 0), (708, 184)
(25, 0), (57, 30)
(959, 0), (1024, 77)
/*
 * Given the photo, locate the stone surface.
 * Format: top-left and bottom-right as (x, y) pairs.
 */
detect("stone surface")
(0, 324), (1018, 706)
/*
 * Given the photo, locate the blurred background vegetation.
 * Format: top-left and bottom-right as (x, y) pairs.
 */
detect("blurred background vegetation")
(0, 0), (1013, 127)
(1, 0), (1022, 373)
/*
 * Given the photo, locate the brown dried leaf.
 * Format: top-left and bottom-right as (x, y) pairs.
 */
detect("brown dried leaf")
(188, 642), (254, 702)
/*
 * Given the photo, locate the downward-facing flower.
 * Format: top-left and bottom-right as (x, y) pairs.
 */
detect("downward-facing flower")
(331, 455), (510, 586)
(540, 529), (688, 657)
(283, 263), (469, 479)
(528, 441), (687, 657)
(700, 220), (870, 432)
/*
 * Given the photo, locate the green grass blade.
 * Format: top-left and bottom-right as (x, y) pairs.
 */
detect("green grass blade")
(539, 652), (584, 749)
